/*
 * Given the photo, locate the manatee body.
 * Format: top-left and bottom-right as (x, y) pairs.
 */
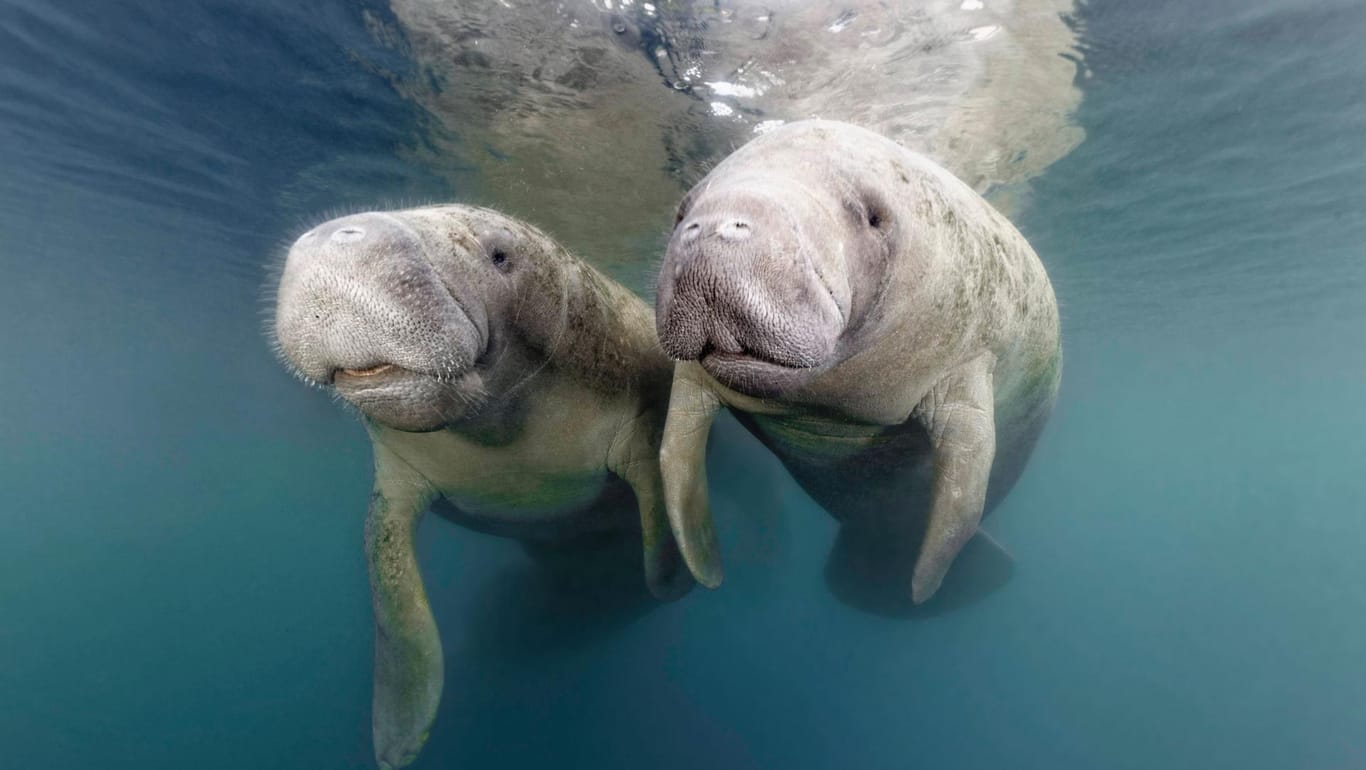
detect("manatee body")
(654, 120), (1061, 608)
(273, 205), (688, 769)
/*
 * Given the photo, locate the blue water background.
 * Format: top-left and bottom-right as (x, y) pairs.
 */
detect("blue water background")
(1, 1), (1363, 769)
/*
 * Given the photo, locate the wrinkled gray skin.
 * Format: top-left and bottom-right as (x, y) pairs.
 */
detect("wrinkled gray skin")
(274, 205), (689, 769)
(655, 121), (1061, 606)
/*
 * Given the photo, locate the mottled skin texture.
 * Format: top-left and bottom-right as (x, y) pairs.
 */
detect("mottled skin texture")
(273, 205), (689, 769)
(655, 120), (1061, 607)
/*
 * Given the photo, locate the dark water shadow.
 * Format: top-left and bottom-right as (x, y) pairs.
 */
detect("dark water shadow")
(458, 529), (665, 659)
(414, 524), (669, 768)
(705, 412), (791, 573)
(722, 408), (1016, 619)
(824, 528), (1015, 619)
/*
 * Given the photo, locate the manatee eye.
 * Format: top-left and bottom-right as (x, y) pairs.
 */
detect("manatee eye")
(478, 228), (517, 273)
(846, 194), (888, 232)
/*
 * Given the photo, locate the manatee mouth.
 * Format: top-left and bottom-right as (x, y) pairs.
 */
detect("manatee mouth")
(331, 363), (411, 388)
(329, 362), (481, 433)
(330, 362), (466, 398)
(701, 349), (815, 371)
(338, 363), (396, 378)
(699, 350), (819, 397)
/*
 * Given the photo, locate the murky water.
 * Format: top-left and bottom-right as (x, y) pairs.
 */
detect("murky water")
(2, 1), (1363, 768)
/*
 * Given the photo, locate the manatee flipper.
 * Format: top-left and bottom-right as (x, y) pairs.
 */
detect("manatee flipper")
(910, 352), (998, 604)
(826, 522), (1014, 617)
(659, 361), (724, 588)
(608, 411), (694, 601)
(365, 442), (439, 770)
(926, 527), (1015, 608)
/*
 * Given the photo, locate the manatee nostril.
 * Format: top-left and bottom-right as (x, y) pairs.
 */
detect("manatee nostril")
(332, 226), (366, 244)
(716, 218), (753, 241)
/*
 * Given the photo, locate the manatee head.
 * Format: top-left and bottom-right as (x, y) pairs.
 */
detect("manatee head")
(273, 205), (552, 432)
(655, 120), (896, 398)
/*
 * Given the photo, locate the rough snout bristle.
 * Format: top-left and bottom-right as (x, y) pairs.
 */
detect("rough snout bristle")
(273, 211), (484, 386)
(657, 242), (839, 370)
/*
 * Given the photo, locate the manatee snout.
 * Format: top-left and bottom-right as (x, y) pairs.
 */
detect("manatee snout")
(656, 186), (848, 396)
(274, 211), (488, 431)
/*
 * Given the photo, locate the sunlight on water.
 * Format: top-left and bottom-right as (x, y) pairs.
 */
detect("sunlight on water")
(1, 1), (1364, 769)
(385, 0), (1083, 276)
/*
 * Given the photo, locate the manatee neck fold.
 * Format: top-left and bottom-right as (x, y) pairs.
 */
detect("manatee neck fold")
(516, 253), (672, 397)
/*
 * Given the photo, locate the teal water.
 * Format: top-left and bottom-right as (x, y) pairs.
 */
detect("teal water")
(2, 1), (1364, 769)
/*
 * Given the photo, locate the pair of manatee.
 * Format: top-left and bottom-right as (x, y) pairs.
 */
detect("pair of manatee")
(272, 120), (1060, 769)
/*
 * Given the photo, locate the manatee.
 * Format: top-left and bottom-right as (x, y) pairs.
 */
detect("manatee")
(654, 120), (1061, 608)
(272, 205), (689, 769)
